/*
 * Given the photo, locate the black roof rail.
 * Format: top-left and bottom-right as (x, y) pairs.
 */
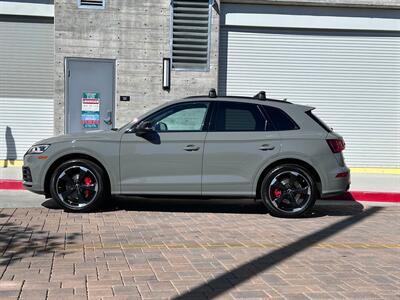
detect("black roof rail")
(254, 91), (266, 100)
(208, 88), (217, 98)
(184, 90), (292, 104)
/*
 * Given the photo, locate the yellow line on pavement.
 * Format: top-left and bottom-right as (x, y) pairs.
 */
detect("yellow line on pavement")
(58, 242), (400, 252)
(4, 242), (400, 253)
(350, 167), (400, 175)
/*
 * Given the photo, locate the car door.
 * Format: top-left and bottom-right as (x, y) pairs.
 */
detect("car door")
(202, 101), (281, 196)
(120, 101), (210, 195)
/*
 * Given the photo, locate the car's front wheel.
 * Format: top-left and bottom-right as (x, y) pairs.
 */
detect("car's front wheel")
(261, 164), (317, 218)
(50, 159), (106, 212)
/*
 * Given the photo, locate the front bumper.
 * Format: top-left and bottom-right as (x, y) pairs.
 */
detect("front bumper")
(22, 154), (47, 194)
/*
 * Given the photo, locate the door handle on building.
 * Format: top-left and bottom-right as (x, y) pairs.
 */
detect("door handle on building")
(104, 111), (112, 125)
(184, 145), (200, 151)
(259, 144), (275, 151)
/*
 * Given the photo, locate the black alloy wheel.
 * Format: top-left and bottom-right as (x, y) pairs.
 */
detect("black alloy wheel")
(50, 159), (106, 212)
(261, 164), (317, 217)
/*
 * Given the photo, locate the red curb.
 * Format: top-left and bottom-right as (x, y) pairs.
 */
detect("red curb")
(0, 180), (24, 190)
(326, 191), (400, 203)
(0, 180), (399, 203)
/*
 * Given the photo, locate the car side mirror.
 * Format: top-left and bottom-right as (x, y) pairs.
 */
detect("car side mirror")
(135, 121), (154, 136)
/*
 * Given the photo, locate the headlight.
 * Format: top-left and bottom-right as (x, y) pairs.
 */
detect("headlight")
(27, 144), (50, 154)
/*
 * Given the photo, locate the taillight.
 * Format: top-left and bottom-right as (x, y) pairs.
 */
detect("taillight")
(327, 139), (345, 153)
(335, 171), (349, 178)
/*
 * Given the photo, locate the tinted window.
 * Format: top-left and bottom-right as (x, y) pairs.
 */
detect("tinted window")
(213, 102), (266, 131)
(263, 106), (299, 131)
(147, 102), (209, 132)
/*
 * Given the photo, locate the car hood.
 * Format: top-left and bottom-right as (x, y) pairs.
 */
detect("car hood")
(34, 130), (121, 145)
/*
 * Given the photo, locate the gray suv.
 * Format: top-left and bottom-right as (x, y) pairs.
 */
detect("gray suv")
(23, 90), (350, 217)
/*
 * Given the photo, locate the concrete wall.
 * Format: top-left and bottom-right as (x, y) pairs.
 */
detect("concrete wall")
(54, 0), (219, 134)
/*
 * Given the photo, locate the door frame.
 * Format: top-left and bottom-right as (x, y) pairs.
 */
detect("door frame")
(64, 57), (117, 133)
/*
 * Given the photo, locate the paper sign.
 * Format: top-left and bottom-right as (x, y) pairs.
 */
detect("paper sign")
(81, 92), (100, 128)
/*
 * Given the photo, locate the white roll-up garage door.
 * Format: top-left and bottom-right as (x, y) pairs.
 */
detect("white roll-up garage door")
(0, 16), (54, 160)
(219, 26), (400, 168)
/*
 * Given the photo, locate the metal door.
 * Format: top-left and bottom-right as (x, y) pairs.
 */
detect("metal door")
(66, 58), (115, 133)
(0, 17), (54, 160)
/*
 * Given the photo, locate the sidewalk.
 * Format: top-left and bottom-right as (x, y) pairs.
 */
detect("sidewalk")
(0, 166), (21, 181)
(350, 172), (400, 193)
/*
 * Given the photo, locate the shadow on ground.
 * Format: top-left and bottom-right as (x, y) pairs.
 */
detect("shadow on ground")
(42, 197), (364, 217)
(172, 206), (381, 299)
(0, 213), (80, 270)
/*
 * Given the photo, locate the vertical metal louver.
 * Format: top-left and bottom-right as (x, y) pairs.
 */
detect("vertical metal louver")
(171, 0), (211, 70)
(78, 0), (105, 8)
(0, 19), (54, 160)
(219, 27), (400, 168)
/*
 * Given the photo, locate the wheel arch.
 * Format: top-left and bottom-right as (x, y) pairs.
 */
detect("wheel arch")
(255, 158), (322, 199)
(44, 153), (111, 198)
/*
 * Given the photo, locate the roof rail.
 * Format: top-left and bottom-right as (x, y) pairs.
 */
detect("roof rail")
(184, 90), (292, 104)
(208, 88), (217, 98)
(254, 91), (266, 100)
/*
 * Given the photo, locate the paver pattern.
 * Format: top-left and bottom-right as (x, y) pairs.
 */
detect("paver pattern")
(0, 198), (399, 299)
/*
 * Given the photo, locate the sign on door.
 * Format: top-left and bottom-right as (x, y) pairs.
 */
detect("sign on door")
(81, 92), (100, 129)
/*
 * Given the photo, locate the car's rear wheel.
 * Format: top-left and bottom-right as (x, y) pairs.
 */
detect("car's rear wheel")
(261, 164), (317, 218)
(50, 159), (106, 212)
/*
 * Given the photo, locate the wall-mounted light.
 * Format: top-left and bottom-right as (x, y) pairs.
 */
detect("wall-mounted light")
(162, 58), (171, 91)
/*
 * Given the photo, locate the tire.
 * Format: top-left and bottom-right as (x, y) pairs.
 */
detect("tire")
(260, 164), (317, 218)
(50, 159), (107, 212)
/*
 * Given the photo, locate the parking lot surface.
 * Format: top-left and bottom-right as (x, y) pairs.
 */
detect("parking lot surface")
(0, 198), (399, 299)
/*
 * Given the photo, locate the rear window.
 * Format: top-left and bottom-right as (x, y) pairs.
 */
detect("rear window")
(263, 106), (299, 131)
(305, 110), (332, 132)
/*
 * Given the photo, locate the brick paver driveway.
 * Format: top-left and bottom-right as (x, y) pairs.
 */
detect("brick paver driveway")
(0, 198), (399, 300)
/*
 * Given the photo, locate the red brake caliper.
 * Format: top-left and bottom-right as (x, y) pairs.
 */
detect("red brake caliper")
(274, 188), (282, 198)
(83, 177), (92, 198)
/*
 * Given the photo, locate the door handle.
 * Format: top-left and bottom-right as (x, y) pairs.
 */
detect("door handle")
(184, 145), (200, 151)
(259, 144), (275, 151)
(104, 111), (112, 125)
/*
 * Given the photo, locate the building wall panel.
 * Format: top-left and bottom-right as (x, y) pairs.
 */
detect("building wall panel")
(54, 0), (219, 134)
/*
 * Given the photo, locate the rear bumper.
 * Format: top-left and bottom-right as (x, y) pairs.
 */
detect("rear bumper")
(321, 166), (351, 198)
(321, 184), (350, 198)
